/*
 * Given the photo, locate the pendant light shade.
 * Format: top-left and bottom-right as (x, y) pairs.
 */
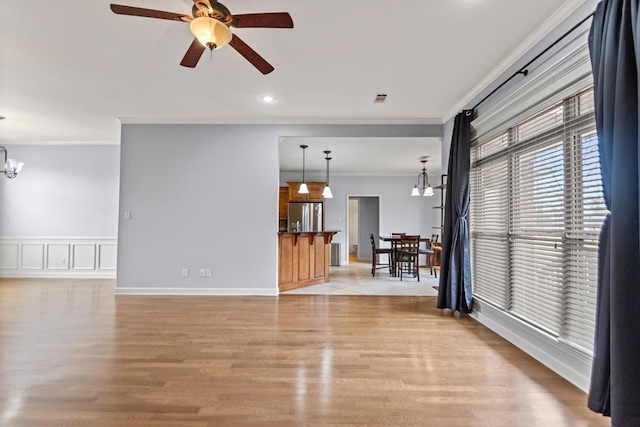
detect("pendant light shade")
(298, 145), (309, 194)
(411, 159), (433, 197)
(322, 150), (333, 199)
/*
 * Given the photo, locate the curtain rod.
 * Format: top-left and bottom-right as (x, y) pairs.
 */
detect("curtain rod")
(471, 11), (595, 112)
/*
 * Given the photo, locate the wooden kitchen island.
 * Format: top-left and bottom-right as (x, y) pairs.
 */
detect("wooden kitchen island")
(278, 231), (339, 292)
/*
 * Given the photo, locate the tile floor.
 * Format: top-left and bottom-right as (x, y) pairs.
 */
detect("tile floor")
(281, 260), (439, 296)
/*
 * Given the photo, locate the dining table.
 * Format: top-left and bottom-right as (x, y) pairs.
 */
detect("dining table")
(379, 235), (432, 277)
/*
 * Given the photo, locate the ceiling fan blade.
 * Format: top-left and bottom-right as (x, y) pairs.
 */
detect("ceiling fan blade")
(229, 34), (275, 74)
(180, 38), (206, 68)
(110, 4), (191, 22)
(230, 13), (294, 28)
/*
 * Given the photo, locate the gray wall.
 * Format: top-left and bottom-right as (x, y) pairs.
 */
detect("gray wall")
(0, 145), (120, 237)
(357, 197), (379, 261)
(118, 123), (441, 292)
(117, 124), (280, 291)
(441, 119), (455, 176)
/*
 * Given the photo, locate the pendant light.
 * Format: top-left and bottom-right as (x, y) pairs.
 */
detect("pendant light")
(322, 150), (333, 198)
(298, 145), (309, 194)
(411, 159), (433, 197)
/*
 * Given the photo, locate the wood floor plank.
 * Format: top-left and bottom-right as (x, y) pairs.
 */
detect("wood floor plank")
(0, 278), (608, 426)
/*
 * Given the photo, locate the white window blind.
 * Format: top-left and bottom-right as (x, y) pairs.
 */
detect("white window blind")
(470, 87), (606, 354)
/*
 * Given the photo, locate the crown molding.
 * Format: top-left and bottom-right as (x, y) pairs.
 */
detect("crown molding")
(117, 117), (443, 126)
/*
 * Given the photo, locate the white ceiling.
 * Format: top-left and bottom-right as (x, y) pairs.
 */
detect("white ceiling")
(280, 137), (442, 176)
(0, 0), (581, 173)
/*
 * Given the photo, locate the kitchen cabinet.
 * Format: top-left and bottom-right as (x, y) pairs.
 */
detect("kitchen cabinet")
(278, 231), (339, 291)
(287, 181), (325, 202)
(279, 187), (290, 220)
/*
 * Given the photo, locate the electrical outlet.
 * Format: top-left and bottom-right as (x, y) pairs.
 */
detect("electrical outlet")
(182, 268), (188, 277)
(124, 211), (131, 219)
(205, 269), (212, 277)
(200, 269), (206, 277)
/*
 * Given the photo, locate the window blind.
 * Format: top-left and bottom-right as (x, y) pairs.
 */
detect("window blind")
(470, 87), (606, 354)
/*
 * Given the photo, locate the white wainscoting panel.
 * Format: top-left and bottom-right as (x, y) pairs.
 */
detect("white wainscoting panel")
(73, 244), (96, 270)
(0, 238), (117, 278)
(0, 244), (19, 269)
(22, 244), (45, 270)
(47, 244), (70, 270)
(98, 244), (117, 270)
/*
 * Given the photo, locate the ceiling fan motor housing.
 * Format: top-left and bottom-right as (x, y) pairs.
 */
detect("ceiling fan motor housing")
(193, 1), (232, 24)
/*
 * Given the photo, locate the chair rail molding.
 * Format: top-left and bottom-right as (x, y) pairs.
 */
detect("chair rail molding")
(0, 237), (117, 278)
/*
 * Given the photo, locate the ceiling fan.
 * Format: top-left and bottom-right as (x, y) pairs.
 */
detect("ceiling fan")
(110, 1), (294, 74)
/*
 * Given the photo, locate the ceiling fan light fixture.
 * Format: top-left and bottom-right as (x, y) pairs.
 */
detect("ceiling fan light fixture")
(190, 17), (232, 50)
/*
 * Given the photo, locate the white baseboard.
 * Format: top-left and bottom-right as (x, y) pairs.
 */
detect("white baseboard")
(471, 298), (592, 392)
(114, 287), (279, 296)
(0, 237), (117, 279)
(0, 271), (116, 279)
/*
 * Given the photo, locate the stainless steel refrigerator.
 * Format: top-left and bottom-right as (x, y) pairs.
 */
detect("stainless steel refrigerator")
(288, 202), (323, 232)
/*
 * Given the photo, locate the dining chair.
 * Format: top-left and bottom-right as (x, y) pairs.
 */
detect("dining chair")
(370, 233), (392, 276)
(419, 237), (436, 277)
(399, 234), (421, 281)
(389, 233), (405, 276)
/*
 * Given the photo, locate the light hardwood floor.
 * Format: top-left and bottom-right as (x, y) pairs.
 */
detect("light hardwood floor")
(0, 279), (608, 427)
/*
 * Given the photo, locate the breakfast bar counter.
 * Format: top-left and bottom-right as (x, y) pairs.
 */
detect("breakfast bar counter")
(278, 231), (339, 292)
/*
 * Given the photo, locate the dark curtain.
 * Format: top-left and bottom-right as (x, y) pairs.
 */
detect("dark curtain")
(437, 111), (473, 313)
(588, 1), (640, 424)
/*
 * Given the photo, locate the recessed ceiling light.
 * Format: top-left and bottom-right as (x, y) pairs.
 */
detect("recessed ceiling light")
(261, 95), (276, 103)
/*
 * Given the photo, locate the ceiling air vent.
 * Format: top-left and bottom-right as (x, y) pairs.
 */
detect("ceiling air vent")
(374, 94), (387, 103)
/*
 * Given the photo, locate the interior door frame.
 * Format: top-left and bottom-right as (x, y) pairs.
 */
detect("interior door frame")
(345, 194), (382, 264)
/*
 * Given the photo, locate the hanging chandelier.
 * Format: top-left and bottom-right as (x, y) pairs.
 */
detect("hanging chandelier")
(0, 146), (24, 179)
(411, 159), (433, 197)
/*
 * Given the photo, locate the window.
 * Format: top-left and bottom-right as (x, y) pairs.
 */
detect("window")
(470, 87), (607, 354)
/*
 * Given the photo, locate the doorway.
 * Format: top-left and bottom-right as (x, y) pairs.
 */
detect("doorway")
(347, 196), (380, 263)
